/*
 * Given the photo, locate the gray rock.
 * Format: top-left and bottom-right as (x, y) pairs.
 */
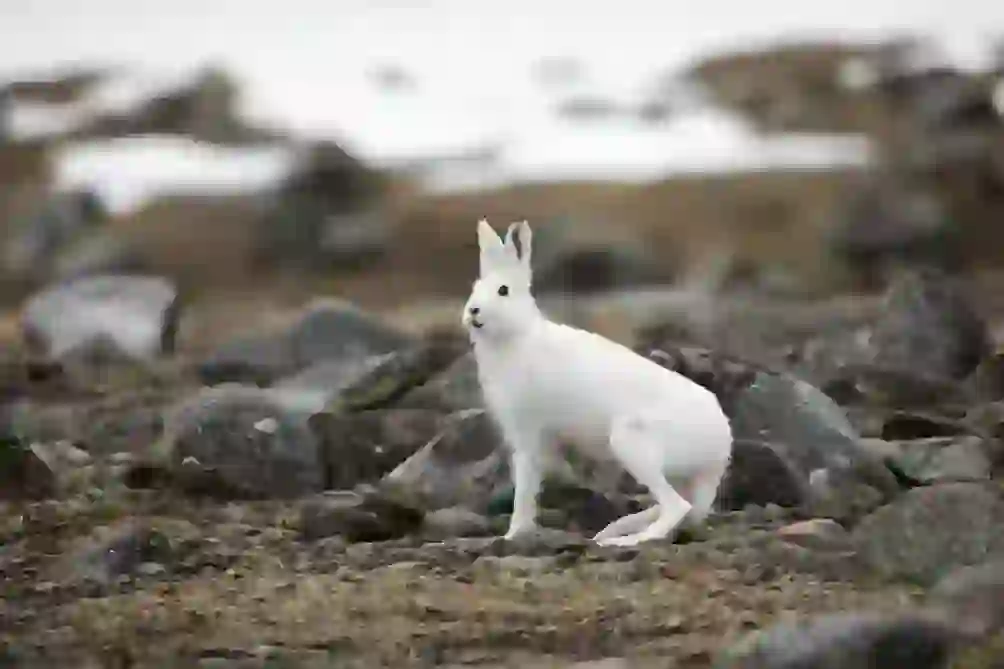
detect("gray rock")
(308, 408), (444, 490)
(24, 439), (93, 494)
(299, 485), (425, 542)
(825, 363), (975, 410)
(0, 433), (57, 499)
(197, 297), (413, 385)
(868, 268), (991, 381)
(5, 390), (166, 458)
(881, 436), (992, 485)
(852, 482), (1004, 585)
(726, 371), (900, 521)
(716, 439), (806, 512)
(966, 352), (1004, 403)
(325, 329), (469, 413)
(963, 401), (1004, 450)
(929, 558), (1004, 637)
(269, 354), (390, 414)
(157, 384), (323, 499)
(2, 190), (106, 278)
(398, 352), (484, 412)
(642, 345), (761, 417)
(21, 274), (180, 361)
(422, 507), (492, 539)
(383, 409), (508, 513)
(776, 519), (851, 552)
(714, 610), (959, 669)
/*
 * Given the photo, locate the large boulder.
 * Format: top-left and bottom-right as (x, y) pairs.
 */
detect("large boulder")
(382, 409), (508, 513)
(877, 436), (993, 485)
(308, 408), (445, 490)
(318, 328), (469, 413)
(396, 351), (485, 412)
(867, 268), (991, 382)
(719, 370), (900, 522)
(152, 384), (323, 499)
(851, 482), (1004, 585)
(714, 610), (960, 669)
(928, 558), (1004, 638)
(197, 297), (414, 386)
(21, 274), (180, 362)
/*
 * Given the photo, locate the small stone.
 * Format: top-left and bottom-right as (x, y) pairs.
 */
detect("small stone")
(776, 519), (850, 552)
(299, 486), (425, 543)
(136, 561), (167, 576)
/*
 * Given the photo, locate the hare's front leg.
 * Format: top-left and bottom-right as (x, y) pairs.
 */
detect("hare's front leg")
(503, 433), (544, 540)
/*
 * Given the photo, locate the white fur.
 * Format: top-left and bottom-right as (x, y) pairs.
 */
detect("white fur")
(462, 219), (733, 547)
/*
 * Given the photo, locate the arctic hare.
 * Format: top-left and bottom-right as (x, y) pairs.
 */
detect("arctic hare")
(462, 219), (733, 547)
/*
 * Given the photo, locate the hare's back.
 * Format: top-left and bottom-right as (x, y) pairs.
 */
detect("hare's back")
(546, 323), (715, 406)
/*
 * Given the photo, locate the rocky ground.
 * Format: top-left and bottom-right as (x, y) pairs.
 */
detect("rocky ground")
(3, 266), (1004, 668)
(0, 492), (929, 668)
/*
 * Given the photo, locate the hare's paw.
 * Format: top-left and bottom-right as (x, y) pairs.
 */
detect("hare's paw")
(503, 520), (538, 541)
(594, 526), (666, 547)
(594, 533), (646, 548)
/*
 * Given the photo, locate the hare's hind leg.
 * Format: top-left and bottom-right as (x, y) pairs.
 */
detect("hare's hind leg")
(593, 476), (694, 542)
(592, 506), (659, 543)
(594, 415), (691, 547)
(682, 464), (727, 527)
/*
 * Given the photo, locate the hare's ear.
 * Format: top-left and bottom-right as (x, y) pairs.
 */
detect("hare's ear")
(477, 218), (505, 272)
(516, 220), (532, 275)
(504, 220), (532, 271)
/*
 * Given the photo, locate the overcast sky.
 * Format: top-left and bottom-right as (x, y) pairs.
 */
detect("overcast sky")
(3, 1), (1002, 161)
(4, 0), (1001, 79)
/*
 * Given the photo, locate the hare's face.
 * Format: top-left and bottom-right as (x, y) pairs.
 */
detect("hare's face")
(463, 266), (534, 337)
(462, 219), (538, 340)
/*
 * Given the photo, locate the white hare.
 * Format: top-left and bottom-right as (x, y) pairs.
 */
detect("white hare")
(462, 219), (733, 547)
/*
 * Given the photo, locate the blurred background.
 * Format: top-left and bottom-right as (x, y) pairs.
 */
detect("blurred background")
(4, 4), (1004, 666)
(3, 0), (1003, 343)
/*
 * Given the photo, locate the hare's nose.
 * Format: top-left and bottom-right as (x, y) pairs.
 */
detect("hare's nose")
(469, 306), (480, 315)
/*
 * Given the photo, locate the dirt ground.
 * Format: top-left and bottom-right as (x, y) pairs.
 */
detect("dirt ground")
(0, 489), (928, 669)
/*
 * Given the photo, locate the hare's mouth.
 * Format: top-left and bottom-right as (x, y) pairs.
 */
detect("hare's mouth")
(470, 317), (484, 329)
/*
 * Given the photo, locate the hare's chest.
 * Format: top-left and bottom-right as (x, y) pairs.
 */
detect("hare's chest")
(480, 360), (611, 445)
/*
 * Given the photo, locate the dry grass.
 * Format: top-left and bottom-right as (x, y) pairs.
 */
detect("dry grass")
(28, 548), (922, 667)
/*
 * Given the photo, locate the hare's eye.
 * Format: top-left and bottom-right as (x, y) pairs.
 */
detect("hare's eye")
(497, 285), (509, 296)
